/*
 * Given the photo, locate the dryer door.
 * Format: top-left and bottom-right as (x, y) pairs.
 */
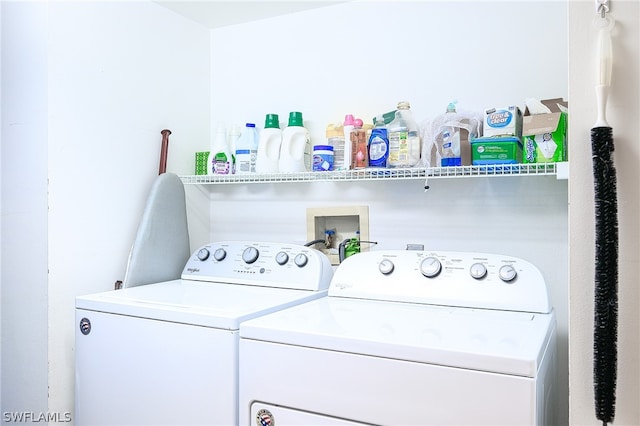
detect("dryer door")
(250, 403), (370, 426)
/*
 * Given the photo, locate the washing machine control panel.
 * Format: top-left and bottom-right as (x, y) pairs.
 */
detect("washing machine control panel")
(329, 250), (551, 314)
(181, 241), (333, 291)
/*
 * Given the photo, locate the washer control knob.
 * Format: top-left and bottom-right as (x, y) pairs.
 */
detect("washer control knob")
(294, 253), (308, 267)
(499, 265), (518, 282)
(242, 247), (259, 264)
(379, 259), (395, 275)
(420, 256), (442, 278)
(275, 251), (289, 265)
(197, 248), (210, 261)
(470, 262), (487, 280)
(213, 248), (226, 261)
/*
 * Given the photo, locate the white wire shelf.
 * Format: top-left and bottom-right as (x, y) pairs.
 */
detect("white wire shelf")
(179, 163), (565, 185)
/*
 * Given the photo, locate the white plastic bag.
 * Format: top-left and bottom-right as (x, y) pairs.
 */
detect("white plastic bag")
(420, 107), (483, 167)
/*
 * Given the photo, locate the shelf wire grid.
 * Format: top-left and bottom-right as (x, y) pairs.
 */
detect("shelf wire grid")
(179, 163), (559, 185)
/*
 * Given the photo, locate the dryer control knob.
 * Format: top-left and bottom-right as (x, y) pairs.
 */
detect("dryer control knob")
(294, 253), (308, 267)
(499, 265), (518, 282)
(242, 247), (259, 264)
(213, 248), (227, 261)
(379, 259), (395, 275)
(420, 256), (442, 278)
(470, 262), (487, 279)
(275, 251), (289, 265)
(197, 248), (210, 261)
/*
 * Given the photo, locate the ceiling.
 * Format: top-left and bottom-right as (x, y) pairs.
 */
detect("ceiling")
(155, 1), (347, 29)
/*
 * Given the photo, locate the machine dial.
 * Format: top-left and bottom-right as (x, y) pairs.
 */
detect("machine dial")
(499, 265), (518, 282)
(242, 247), (259, 264)
(294, 253), (308, 267)
(420, 256), (442, 278)
(275, 251), (289, 265)
(379, 259), (395, 275)
(213, 248), (227, 261)
(196, 248), (210, 261)
(470, 262), (487, 279)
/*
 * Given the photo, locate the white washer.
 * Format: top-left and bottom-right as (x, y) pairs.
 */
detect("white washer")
(75, 241), (333, 426)
(239, 250), (557, 426)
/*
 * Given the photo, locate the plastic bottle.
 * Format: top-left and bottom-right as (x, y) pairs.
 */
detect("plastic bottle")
(350, 118), (368, 169)
(279, 111), (311, 172)
(235, 123), (259, 173)
(228, 125), (240, 174)
(439, 101), (462, 167)
(210, 124), (233, 175)
(312, 145), (334, 171)
(343, 114), (355, 170)
(255, 114), (282, 173)
(387, 101), (421, 168)
(368, 115), (389, 168)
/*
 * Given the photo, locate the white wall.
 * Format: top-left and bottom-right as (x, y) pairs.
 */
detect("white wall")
(1, 2), (49, 417)
(568, 1), (640, 425)
(1, 0), (211, 421)
(206, 1), (570, 423)
(0, 0), (3, 413)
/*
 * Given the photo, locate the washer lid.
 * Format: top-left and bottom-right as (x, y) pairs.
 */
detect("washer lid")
(76, 279), (327, 330)
(239, 297), (555, 377)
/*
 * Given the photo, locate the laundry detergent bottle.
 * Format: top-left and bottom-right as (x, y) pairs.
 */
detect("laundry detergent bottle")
(279, 111), (311, 172)
(255, 114), (282, 173)
(209, 123), (233, 175)
(235, 123), (259, 173)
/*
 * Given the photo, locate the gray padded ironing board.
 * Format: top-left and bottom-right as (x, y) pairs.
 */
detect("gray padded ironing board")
(122, 172), (190, 288)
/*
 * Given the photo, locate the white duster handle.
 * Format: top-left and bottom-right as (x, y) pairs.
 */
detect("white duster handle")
(595, 20), (613, 127)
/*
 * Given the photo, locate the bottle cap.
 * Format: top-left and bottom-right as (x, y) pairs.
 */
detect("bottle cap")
(397, 101), (411, 109)
(344, 114), (356, 126)
(446, 101), (458, 113)
(264, 114), (280, 129)
(354, 118), (363, 128)
(245, 123), (256, 128)
(288, 111), (304, 127)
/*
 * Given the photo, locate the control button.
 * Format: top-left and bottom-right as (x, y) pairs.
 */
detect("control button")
(213, 248), (227, 261)
(499, 265), (518, 282)
(420, 256), (442, 278)
(197, 248), (210, 261)
(470, 262), (487, 280)
(379, 259), (394, 275)
(275, 251), (289, 265)
(294, 253), (308, 267)
(242, 247), (259, 264)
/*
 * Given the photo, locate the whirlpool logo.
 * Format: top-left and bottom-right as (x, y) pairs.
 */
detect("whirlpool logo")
(487, 110), (513, 128)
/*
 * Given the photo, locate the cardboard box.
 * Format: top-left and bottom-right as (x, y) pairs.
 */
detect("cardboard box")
(522, 98), (568, 163)
(471, 136), (522, 165)
(483, 106), (522, 138)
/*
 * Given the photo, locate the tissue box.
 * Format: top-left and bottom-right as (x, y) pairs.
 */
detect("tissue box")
(483, 106), (522, 138)
(195, 151), (210, 175)
(522, 98), (568, 163)
(471, 136), (522, 165)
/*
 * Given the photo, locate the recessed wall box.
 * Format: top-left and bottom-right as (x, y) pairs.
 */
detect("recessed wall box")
(306, 206), (370, 265)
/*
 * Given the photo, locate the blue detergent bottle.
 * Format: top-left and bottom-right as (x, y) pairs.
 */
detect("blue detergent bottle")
(368, 115), (389, 168)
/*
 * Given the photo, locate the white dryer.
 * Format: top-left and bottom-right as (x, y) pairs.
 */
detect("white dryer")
(239, 250), (557, 426)
(75, 241), (333, 426)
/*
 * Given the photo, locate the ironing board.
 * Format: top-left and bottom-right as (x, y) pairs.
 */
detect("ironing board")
(122, 172), (190, 288)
